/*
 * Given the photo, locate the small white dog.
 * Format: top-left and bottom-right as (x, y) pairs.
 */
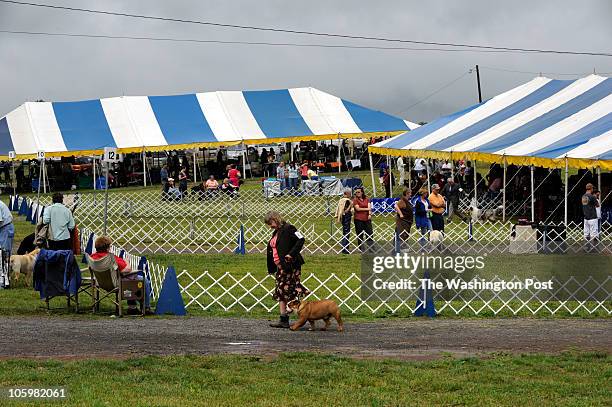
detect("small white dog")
(10, 248), (40, 287)
(429, 230), (444, 245)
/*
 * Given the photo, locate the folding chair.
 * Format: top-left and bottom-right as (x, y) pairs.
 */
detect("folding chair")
(85, 253), (146, 317)
(33, 249), (82, 312)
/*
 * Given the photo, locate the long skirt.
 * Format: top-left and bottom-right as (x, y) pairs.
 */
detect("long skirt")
(273, 266), (309, 303)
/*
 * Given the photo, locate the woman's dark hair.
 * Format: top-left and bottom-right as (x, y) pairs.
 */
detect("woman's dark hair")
(355, 187), (366, 198)
(52, 192), (63, 204)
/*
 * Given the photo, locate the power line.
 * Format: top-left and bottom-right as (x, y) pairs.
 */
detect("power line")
(1, 0), (611, 57)
(0, 30), (519, 53)
(394, 70), (472, 115)
(480, 65), (612, 76)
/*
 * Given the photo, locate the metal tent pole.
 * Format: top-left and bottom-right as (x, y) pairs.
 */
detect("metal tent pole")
(93, 156), (96, 190)
(193, 150), (197, 184)
(473, 159), (478, 201)
(502, 157), (507, 222)
(42, 159), (47, 194)
(142, 150), (147, 187)
(407, 156), (412, 189)
(426, 159), (431, 194)
(103, 160), (109, 236)
(11, 159), (15, 196)
(564, 158), (569, 226)
(242, 143), (249, 179)
(530, 165), (535, 222)
(597, 165), (601, 195)
(337, 135), (342, 174)
(369, 152), (376, 197)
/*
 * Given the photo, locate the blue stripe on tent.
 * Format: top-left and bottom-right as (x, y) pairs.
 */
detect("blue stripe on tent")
(534, 113), (612, 158)
(428, 79), (573, 151)
(342, 100), (409, 133)
(243, 89), (312, 138)
(381, 103), (481, 150)
(53, 100), (116, 150)
(477, 78), (612, 153)
(149, 94), (216, 143)
(0, 117), (15, 155)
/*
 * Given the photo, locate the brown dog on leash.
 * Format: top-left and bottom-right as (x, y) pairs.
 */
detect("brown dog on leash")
(287, 299), (344, 332)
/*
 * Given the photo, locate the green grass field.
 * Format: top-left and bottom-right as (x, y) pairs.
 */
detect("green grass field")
(0, 352), (609, 406)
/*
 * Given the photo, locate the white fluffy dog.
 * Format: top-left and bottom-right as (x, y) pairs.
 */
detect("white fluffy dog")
(429, 230), (444, 245)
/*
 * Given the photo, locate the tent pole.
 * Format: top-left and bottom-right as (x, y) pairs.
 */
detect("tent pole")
(11, 158), (15, 196)
(597, 165), (601, 195)
(450, 152), (454, 179)
(369, 152), (376, 197)
(242, 143), (249, 179)
(93, 156), (97, 190)
(36, 158), (42, 209)
(407, 156), (411, 190)
(103, 160), (109, 236)
(193, 150), (197, 184)
(337, 135), (342, 174)
(426, 158), (431, 194)
(42, 159), (47, 194)
(473, 159), (477, 201)
(290, 142), (294, 163)
(530, 165), (535, 223)
(564, 158), (569, 226)
(502, 157), (507, 222)
(142, 150), (147, 187)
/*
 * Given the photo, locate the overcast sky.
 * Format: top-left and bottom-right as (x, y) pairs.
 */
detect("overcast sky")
(0, 0), (610, 123)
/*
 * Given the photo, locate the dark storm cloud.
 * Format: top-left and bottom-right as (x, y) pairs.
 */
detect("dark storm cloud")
(0, 0), (610, 122)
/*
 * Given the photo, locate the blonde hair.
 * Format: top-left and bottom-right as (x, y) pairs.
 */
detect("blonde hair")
(264, 211), (284, 225)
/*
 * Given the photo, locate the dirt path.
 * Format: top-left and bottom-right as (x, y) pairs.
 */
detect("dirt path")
(2, 317), (610, 360)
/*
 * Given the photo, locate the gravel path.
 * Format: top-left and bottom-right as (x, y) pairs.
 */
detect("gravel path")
(2, 317), (610, 360)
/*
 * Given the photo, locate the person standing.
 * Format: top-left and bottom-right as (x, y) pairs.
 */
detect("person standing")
(582, 183), (600, 250)
(300, 161), (309, 181)
(160, 164), (169, 193)
(442, 177), (462, 221)
(265, 212), (309, 328)
(394, 189), (413, 250)
(383, 167), (394, 198)
(397, 156), (405, 187)
(353, 187), (374, 252)
(178, 167), (188, 196)
(414, 188), (432, 247)
(287, 162), (299, 190)
(0, 199), (15, 254)
(43, 192), (75, 251)
(335, 189), (353, 254)
(429, 184), (446, 232)
(228, 164), (241, 188)
(276, 162), (286, 190)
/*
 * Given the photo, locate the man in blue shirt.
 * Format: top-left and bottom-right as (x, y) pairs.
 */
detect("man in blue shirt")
(42, 193), (75, 251)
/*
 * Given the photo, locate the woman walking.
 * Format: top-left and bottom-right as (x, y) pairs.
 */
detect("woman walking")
(265, 211), (309, 328)
(394, 189), (413, 250)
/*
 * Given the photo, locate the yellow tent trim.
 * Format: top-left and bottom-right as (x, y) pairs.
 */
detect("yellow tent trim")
(368, 146), (612, 171)
(0, 131), (405, 161)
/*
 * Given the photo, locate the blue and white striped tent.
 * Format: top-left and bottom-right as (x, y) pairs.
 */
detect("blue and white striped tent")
(370, 75), (612, 170)
(0, 87), (418, 159)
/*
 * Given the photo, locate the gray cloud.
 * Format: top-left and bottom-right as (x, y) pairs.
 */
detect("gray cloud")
(0, 0), (610, 122)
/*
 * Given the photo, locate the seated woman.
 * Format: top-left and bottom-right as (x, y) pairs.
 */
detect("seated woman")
(165, 178), (182, 200)
(90, 236), (152, 315)
(205, 175), (220, 198)
(220, 178), (237, 196)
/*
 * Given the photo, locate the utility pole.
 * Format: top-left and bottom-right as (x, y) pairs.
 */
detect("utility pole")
(476, 65), (483, 103)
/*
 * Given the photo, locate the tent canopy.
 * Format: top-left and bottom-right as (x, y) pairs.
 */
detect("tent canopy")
(0, 87), (418, 159)
(370, 75), (612, 170)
